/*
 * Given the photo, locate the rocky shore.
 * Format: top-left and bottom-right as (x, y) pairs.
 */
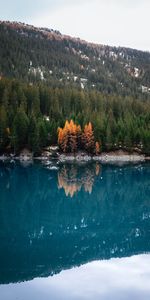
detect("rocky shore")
(58, 151), (147, 164)
(0, 148), (149, 165)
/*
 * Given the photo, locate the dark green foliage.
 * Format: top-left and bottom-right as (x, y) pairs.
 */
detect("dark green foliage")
(0, 105), (9, 150)
(0, 77), (149, 154)
(0, 21), (149, 154)
(0, 21), (150, 99)
(142, 130), (150, 154)
(38, 119), (48, 148)
(12, 107), (29, 151)
(28, 114), (39, 153)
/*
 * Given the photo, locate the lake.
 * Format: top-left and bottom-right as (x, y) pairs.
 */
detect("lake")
(0, 161), (150, 300)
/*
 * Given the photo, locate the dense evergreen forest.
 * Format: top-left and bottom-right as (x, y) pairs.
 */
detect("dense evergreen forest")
(0, 78), (150, 155)
(0, 21), (150, 97)
(0, 21), (149, 155)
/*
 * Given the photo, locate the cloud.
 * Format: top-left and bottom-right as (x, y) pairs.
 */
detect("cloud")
(0, 0), (87, 21)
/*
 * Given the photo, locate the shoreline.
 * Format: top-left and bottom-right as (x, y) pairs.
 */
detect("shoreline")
(0, 149), (149, 164)
(58, 152), (148, 164)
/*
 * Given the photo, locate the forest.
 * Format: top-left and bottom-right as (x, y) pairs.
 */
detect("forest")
(0, 21), (150, 155)
(0, 77), (150, 155)
(0, 21), (150, 98)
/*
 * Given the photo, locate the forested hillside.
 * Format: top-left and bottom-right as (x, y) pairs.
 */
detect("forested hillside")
(0, 78), (149, 154)
(0, 21), (150, 97)
(0, 21), (149, 155)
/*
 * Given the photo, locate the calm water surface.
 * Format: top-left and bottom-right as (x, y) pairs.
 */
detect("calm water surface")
(0, 161), (150, 300)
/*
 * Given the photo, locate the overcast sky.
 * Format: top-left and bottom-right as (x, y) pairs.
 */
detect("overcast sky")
(0, 0), (149, 51)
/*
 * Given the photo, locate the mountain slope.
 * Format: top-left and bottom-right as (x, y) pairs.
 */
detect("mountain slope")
(0, 21), (150, 97)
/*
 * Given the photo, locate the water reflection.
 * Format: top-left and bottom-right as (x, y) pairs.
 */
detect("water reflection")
(0, 161), (150, 284)
(1, 255), (150, 300)
(58, 163), (101, 196)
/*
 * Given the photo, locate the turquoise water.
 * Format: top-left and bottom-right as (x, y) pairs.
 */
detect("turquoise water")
(0, 161), (150, 299)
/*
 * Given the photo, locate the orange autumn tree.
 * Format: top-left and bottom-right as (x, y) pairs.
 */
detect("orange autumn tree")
(58, 120), (78, 153)
(58, 120), (100, 154)
(76, 124), (82, 149)
(69, 119), (77, 153)
(82, 122), (95, 153)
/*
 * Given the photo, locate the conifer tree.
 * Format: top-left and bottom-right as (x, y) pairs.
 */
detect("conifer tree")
(69, 120), (77, 153)
(28, 114), (39, 153)
(61, 120), (69, 153)
(0, 105), (8, 150)
(58, 120), (78, 153)
(12, 107), (29, 151)
(106, 124), (113, 150)
(77, 124), (82, 149)
(82, 122), (95, 153)
(38, 119), (48, 148)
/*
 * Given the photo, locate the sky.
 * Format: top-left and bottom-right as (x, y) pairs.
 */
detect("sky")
(0, 0), (149, 51)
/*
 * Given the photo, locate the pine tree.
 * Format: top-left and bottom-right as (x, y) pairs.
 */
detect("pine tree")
(38, 119), (48, 148)
(77, 124), (82, 149)
(106, 124), (113, 151)
(58, 120), (78, 153)
(69, 120), (77, 153)
(61, 120), (69, 153)
(12, 107), (29, 151)
(58, 127), (64, 151)
(82, 122), (95, 153)
(28, 114), (39, 153)
(0, 105), (8, 151)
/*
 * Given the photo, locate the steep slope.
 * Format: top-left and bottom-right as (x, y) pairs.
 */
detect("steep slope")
(0, 21), (150, 97)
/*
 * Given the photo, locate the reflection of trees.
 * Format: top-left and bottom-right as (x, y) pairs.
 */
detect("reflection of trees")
(58, 163), (101, 197)
(0, 162), (150, 284)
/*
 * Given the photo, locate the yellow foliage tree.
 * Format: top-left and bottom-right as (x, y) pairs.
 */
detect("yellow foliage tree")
(82, 122), (95, 153)
(58, 120), (78, 153)
(58, 120), (98, 154)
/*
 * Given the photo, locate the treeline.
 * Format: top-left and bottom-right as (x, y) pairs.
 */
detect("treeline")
(0, 78), (150, 154)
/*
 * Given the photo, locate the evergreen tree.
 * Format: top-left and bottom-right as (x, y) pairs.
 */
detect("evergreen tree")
(12, 107), (29, 151)
(82, 122), (95, 153)
(106, 125), (113, 151)
(28, 114), (39, 153)
(38, 119), (48, 148)
(0, 105), (8, 151)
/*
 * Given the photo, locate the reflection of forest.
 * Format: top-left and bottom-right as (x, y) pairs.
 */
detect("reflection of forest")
(58, 163), (101, 197)
(0, 162), (150, 284)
